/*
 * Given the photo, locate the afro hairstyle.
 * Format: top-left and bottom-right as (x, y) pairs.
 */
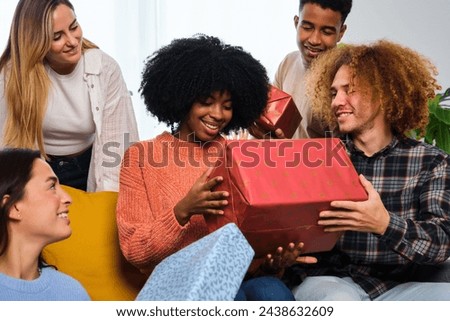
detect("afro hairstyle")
(139, 34), (269, 134)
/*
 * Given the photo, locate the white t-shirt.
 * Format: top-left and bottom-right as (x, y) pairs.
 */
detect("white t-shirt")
(273, 51), (327, 138)
(44, 59), (95, 155)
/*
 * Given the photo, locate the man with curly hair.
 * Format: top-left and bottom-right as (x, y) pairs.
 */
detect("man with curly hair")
(116, 35), (317, 300)
(285, 40), (450, 300)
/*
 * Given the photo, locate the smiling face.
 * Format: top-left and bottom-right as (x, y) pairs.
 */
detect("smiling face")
(45, 4), (83, 74)
(295, 3), (346, 68)
(13, 159), (72, 246)
(178, 91), (233, 142)
(330, 65), (386, 138)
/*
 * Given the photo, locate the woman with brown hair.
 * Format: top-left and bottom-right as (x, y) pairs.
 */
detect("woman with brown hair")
(0, 148), (89, 300)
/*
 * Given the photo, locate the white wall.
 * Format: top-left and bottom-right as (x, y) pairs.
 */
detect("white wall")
(1, 0), (449, 140)
(345, 0), (450, 89)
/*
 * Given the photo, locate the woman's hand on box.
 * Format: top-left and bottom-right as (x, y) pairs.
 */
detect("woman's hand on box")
(174, 168), (229, 226)
(267, 242), (318, 268)
(257, 243), (318, 278)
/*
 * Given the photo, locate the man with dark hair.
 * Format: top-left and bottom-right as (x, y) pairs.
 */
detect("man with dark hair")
(274, 0), (352, 138)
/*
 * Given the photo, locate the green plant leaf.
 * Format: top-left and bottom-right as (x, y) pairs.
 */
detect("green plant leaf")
(424, 91), (450, 153)
(424, 114), (450, 153)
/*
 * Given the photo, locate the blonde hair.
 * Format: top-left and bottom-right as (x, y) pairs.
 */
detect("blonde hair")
(0, 0), (97, 155)
(306, 40), (441, 136)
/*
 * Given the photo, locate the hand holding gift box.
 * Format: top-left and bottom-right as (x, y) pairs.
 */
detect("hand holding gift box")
(249, 86), (302, 139)
(206, 138), (368, 258)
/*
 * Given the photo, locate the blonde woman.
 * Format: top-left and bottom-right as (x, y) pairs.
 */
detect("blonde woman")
(0, 0), (139, 192)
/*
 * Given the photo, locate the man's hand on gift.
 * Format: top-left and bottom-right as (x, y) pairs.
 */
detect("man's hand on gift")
(273, 128), (286, 139)
(173, 168), (229, 226)
(317, 175), (391, 235)
(248, 122), (286, 139)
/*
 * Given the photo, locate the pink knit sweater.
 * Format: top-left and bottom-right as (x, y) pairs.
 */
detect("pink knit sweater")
(116, 132), (226, 273)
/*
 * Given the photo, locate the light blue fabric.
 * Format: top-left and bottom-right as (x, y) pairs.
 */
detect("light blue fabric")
(0, 267), (90, 301)
(292, 276), (450, 301)
(136, 223), (255, 301)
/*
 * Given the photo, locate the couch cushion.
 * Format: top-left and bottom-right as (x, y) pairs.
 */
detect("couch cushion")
(42, 185), (147, 300)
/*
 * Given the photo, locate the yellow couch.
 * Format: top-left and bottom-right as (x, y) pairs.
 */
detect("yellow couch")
(42, 187), (449, 301)
(42, 186), (147, 300)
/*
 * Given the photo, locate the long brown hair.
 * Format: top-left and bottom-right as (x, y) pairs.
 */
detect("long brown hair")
(0, 0), (97, 155)
(0, 149), (41, 256)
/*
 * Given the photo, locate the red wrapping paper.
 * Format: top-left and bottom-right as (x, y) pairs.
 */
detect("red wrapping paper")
(254, 86), (302, 139)
(206, 138), (368, 258)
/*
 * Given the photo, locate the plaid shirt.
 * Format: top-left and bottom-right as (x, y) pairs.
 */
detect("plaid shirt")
(285, 136), (450, 299)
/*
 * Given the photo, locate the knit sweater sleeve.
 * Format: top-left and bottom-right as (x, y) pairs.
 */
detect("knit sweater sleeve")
(116, 138), (207, 273)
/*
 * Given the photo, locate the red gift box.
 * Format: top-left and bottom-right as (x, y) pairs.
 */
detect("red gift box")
(206, 138), (368, 258)
(254, 86), (302, 139)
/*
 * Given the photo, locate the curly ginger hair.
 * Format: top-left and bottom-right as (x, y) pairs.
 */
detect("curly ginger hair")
(306, 40), (441, 136)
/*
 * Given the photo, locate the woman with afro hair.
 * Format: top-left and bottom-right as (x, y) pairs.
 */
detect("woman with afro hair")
(116, 35), (315, 300)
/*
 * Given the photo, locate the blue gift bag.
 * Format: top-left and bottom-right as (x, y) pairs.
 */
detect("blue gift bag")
(136, 223), (254, 301)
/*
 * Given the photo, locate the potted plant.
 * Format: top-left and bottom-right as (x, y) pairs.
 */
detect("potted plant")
(414, 88), (450, 154)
